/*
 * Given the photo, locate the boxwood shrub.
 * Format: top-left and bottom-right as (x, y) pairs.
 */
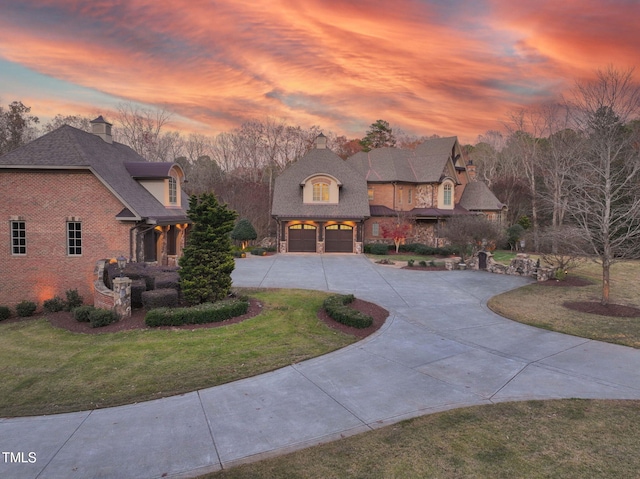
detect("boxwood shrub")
(89, 308), (118, 328)
(16, 300), (37, 317)
(0, 306), (10, 321)
(144, 298), (249, 327)
(141, 288), (179, 310)
(322, 294), (373, 329)
(250, 247), (266, 256)
(73, 305), (95, 322)
(65, 289), (84, 311)
(364, 243), (389, 255)
(43, 296), (66, 313)
(131, 279), (147, 309)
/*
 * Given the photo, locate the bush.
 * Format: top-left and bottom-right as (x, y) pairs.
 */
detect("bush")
(16, 301), (37, 317)
(365, 243), (389, 255)
(141, 289), (179, 310)
(65, 289), (84, 311)
(89, 308), (117, 328)
(43, 296), (66, 313)
(418, 260), (427, 267)
(73, 305), (95, 322)
(153, 272), (180, 290)
(322, 294), (373, 329)
(250, 247), (266, 256)
(145, 298), (249, 327)
(407, 259), (415, 267)
(131, 279), (147, 309)
(0, 306), (10, 321)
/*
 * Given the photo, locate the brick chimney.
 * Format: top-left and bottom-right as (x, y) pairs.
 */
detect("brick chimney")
(466, 160), (476, 180)
(315, 132), (327, 149)
(90, 115), (113, 144)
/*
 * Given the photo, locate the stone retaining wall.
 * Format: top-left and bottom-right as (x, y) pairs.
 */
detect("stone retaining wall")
(446, 253), (558, 281)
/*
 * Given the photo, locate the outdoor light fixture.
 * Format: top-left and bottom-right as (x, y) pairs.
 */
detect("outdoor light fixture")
(117, 255), (127, 277)
(520, 239), (526, 251)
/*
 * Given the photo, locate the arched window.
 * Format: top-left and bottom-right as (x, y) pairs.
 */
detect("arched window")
(443, 183), (452, 206)
(168, 177), (177, 204)
(313, 182), (330, 202)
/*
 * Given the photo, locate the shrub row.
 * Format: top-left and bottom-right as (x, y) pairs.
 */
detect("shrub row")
(364, 243), (390, 255)
(398, 243), (459, 256)
(322, 294), (373, 329)
(144, 298), (250, 327)
(72, 305), (117, 328)
(141, 288), (179, 310)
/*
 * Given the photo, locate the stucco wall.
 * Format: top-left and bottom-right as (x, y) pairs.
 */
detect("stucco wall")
(1, 170), (132, 309)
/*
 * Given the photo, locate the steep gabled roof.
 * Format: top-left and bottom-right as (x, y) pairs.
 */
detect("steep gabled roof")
(0, 125), (189, 223)
(346, 136), (462, 183)
(459, 181), (506, 211)
(272, 147), (370, 219)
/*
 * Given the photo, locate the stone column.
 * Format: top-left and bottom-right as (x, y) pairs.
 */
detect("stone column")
(112, 277), (132, 320)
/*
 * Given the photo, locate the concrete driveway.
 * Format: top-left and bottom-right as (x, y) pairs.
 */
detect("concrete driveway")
(3, 254), (640, 479)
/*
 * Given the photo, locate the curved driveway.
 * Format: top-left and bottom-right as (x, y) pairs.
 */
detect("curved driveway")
(3, 254), (640, 479)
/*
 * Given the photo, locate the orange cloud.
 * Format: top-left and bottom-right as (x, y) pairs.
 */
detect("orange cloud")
(0, 0), (637, 144)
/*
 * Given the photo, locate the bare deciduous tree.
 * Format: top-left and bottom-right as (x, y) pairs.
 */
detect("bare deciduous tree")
(565, 66), (640, 304)
(114, 102), (172, 161)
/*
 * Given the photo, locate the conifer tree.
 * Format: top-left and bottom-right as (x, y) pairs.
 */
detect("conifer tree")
(230, 218), (258, 250)
(179, 193), (237, 304)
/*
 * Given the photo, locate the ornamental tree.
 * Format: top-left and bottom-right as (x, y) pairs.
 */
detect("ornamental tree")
(381, 221), (411, 253)
(230, 218), (257, 250)
(179, 193), (237, 305)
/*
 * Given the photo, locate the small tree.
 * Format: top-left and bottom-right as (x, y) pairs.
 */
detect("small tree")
(381, 220), (411, 253)
(179, 193), (237, 305)
(359, 119), (396, 152)
(538, 226), (587, 277)
(230, 218), (257, 250)
(439, 215), (504, 263)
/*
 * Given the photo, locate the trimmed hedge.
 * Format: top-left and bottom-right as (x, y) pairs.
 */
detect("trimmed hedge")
(144, 298), (249, 327)
(16, 301), (37, 317)
(153, 272), (180, 290)
(141, 288), (179, 310)
(364, 243), (389, 255)
(89, 308), (118, 328)
(0, 306), (10, 321)
(131, 279), (147, 309)
(322, 294), (373, 329)
(250, 247), (267, 256)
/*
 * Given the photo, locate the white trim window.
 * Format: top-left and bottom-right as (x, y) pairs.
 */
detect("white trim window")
(11, 220), (26, 255)
(443, 183), (452, 206)
(168, 176), (177, 204)
(312, 182), (330, 202)
(67, 221), (82, 256)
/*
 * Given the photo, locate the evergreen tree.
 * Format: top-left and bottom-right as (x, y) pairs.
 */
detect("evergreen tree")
(179, 193), (237, 305)
(359, 119), (396, 152)
(230, 218), (258, 250)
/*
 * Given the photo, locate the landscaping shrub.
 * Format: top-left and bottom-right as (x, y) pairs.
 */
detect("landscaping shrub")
(0, 306), (10, 321)
(233, 250), (246, 258)
(65, 289), (84, 311)
(322, 294), (373, 329)
(131, 279), (147, 309)
(43, 296), (66, 313)
(73, 305), (95, 322)
(250, 247), (267, 256)
(16, 301), (37, 317)
(141, 289), (179, 310)
(144, 298), (249, 327)
(153, 272), (180, 291)
(419, 260), (427, 267)
(365, 243), (389, 255)
(89, 308), (117, 328)
(407, 259), (415, 267)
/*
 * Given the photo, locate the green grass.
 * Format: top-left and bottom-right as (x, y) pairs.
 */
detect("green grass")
(203, 399), (640, 478)
(488, 260), (640, 348)
(0, 289), (357, 417)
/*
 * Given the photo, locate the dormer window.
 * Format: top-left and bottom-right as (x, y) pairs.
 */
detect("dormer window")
(438, 180), (455, 209)
(313, 182), (330, 202)
(168, 176), (177, 204)
(443, 183), (452, 206)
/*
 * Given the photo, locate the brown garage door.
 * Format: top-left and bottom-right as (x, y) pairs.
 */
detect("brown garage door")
(288, 224), (316, 252)
(325, 224), (353, 253)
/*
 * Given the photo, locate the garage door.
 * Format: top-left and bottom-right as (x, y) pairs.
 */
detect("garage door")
(288, 224), (316, 252)
(325, 224), (353, 253)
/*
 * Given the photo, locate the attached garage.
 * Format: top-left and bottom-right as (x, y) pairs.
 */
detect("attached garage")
(325, 224), (353, 253)
(288, 224), (316, 252)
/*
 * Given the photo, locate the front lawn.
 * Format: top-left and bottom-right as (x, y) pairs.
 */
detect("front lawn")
(204, 399), (640, 478)
(488, 260), (640, 348)
(0, 289), (357, 417)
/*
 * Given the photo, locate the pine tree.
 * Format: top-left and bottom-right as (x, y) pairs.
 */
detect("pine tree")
(179, 193), (237, 305)
(230, 218), (258, 250)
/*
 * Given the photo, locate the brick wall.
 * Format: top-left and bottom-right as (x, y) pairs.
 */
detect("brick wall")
(1, 170), (132, 309)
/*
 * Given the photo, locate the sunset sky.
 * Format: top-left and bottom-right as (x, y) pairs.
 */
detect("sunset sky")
(1, 0), (638, 144)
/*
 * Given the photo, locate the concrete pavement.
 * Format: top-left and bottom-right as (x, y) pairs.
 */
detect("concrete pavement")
(2, 254), (640, 478)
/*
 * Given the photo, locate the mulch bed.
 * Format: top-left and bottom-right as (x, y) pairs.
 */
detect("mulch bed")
(28, 297), (388, 339)
(563, 301), (640, 318)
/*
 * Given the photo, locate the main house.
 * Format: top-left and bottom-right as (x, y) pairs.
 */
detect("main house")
(0, 116), (190, 308)
(272, 135), (505, 253)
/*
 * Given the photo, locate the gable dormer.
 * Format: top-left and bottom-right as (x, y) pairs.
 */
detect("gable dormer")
(124, 162), (185, 208)
(301, 173), (342, 204)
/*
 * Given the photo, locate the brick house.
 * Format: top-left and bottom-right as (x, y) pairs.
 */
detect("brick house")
(272, 135), (505, 252)
(0, 116), (190, 308)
